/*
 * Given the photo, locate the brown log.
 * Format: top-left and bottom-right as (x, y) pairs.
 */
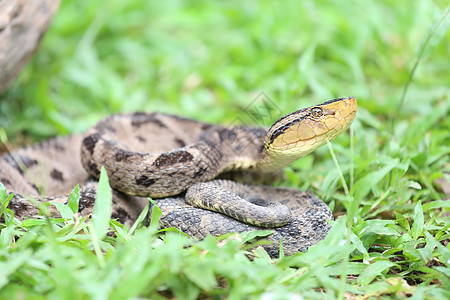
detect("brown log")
(0, 0), (60, 94)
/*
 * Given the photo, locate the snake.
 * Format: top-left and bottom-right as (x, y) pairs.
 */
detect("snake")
(0, 97), (357, 257)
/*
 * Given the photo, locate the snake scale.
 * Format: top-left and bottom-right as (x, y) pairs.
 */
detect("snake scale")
(0, 97), (357, 256)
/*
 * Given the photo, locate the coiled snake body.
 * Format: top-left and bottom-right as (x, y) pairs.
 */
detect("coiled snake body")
(0, 97), (357, 256)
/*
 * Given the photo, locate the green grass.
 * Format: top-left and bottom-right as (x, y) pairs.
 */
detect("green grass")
(0, 0), (449, 298)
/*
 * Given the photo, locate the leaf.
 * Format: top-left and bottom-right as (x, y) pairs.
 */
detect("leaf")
(395, 211), (410, 231)
(0, 127), (7, 144)
(423, 200), (450, 212)
(21, 218), (47, 227)
(0, 183), (13, 223)
(68, 184), (80, 214)
(148, 198), (161, 231)
(357, 220), (399, 237)
(417, 233), (434, 263)
(0, 225), (14, 247)
(241, 230), (273, 243)
(278, 238), (284, 259)
(352, 159), (399, 201)
(434, 266), (450, 277)
(0, 250), (30, 289)
(91, 167), (112, 240)
(183, 263), (217, 291)
(411, 201), (424, 240)
(0, 182), (7, 204)
(350, 232), (369, 263)
(156, 227), (188, 236)
(321, 168), (340, 199)
(424, 231), (450, 267)
(111, 221), (131, 243)
(364, 225), (400, 237)
(358, 260), (396, 285)
(128, 202), (150, 235)
(325, 262), (367, 276)
(288, 217), (355, 267)
(407, 180), (422, 190)
(52, 202), (74, 220)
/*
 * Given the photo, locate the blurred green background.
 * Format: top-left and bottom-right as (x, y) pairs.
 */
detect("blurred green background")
(0, 0), (447, 141)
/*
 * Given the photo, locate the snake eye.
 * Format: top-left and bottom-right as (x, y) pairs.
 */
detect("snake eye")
(310, 107), (323, 117)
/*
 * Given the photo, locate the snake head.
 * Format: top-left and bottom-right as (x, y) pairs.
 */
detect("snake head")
(260, 97), (357, 171)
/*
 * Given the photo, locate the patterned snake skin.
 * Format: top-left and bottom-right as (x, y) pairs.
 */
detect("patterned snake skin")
(0, 97), (357, 256)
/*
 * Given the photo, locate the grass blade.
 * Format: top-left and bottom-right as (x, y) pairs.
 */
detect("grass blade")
(68, 184), (80, 214)
(91, 166), (112, 240)
(128, 202), (150, 235)
(148, 198), (161, 232)
(411, 201), (424, 240)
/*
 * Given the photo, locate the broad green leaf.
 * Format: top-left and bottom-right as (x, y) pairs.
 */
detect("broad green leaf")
(424, 231), (450, 267)
(411, 201), (424, 240)
(434, 266), (450, 277)
(356, 220), (399, 237)
(52, 202), (74, 220)
(362, 225), (400, 237)
(325, 262), (367, 276)
(423, 200), (450, 212)
(0, 226), (15, 247)
(91, 167), (112, 240)
(407, 181), (422, 190)
(358, 260), (396, 285)
(352, 160), (399, 201)
(395, 211), (410, 231)
(417, 235), (434, 262)
(68, 184), (80, 214)
(350, 232), (370, 263)
(21, 219), (47, 227)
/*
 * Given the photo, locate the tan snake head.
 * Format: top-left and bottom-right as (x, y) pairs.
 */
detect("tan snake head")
(259, 97), (357, 171)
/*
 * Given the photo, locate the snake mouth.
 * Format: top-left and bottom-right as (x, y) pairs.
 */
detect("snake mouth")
(266, 97), (357, 154)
